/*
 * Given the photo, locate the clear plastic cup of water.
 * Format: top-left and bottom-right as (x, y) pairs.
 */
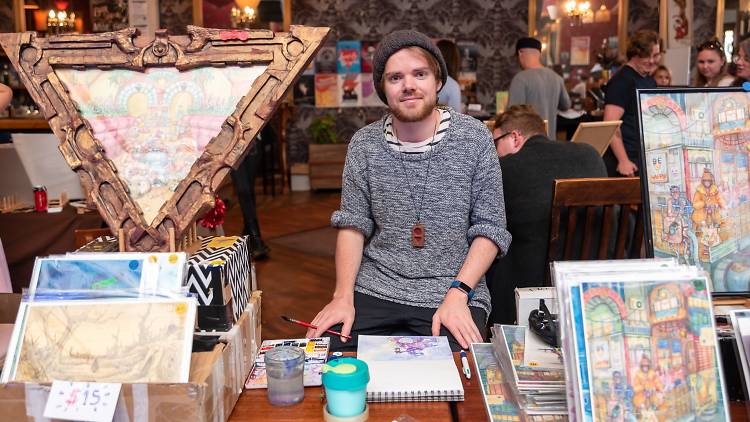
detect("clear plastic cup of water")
(265, 346), (305, 406)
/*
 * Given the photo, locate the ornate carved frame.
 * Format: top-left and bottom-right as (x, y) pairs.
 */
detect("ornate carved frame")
(0, 25), (329, 251)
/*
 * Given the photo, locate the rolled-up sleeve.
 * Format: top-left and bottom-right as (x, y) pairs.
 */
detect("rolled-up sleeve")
(331, 142), (374, 237)
(467, 140), (512, 256)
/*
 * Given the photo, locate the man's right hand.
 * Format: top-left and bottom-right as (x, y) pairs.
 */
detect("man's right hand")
(305, 296), (355, 342)
(617, 159), (638, 177)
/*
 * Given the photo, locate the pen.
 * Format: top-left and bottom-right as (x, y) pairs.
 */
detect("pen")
(281, 315), (352, 340)
(460, 350), (471, 379)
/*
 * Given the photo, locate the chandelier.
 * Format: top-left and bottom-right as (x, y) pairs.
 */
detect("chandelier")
(47, 9), (75, 35)
(564, 0), (591, 26)
(231, 6), (257, 29)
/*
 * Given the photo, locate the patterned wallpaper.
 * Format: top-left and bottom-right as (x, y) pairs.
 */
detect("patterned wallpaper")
(90, 0), (130, 33)
(0, 2), (14, 33)
(159, 0), (194, 35)
(627, 0), (659, 33)
(287, 0), (528, 164)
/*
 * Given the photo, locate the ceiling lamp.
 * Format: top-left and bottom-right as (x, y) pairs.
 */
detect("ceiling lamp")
(564, 0), (592, 26)
(231, 6), (257, 29)
(47, 9), (75, 34)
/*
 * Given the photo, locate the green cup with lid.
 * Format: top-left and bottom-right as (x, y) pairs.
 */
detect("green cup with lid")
(322, 357), (370, 418)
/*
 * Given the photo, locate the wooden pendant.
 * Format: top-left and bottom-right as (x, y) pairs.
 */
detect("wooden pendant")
(411, 222), (425, 248)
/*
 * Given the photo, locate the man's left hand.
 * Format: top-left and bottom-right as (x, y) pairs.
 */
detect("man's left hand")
(431, 289), (483, 349)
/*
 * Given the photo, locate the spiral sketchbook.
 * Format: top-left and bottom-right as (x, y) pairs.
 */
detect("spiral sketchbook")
(356, 335), (464, 402)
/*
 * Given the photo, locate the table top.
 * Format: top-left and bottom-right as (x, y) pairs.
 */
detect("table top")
(229, 352), (487, 422)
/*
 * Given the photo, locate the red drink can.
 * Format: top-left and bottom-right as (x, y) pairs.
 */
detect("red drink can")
(33, 185), (47, 212)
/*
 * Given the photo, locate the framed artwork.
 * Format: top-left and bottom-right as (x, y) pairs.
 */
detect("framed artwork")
(0, 25), (329, 251)
(639, 87), (750, 295)
(571, 120), (621, 156)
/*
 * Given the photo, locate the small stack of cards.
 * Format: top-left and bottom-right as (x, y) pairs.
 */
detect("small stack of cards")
(553, 258), (730, 422)
(490, 324), (567, 418)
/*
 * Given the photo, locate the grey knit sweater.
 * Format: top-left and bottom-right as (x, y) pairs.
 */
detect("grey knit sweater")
(331, 109), (511, 315)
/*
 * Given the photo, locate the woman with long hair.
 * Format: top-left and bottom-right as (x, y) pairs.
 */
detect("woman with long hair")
(732, 37), (750, 86)
(693, 39), (734, 87)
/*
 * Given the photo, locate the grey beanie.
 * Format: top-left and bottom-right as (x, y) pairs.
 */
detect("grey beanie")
(372, 30), (448, 104)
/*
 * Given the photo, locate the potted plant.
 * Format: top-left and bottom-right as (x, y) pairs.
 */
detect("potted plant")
(308, 114), (348, 190)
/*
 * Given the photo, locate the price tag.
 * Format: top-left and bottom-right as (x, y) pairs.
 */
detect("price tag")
(44, 381), (121, 422)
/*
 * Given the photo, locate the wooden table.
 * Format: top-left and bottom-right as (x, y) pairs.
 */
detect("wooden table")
(229, 352), (487, 422)
(0, 205), (103, 292)
(228, 351), (750, 422)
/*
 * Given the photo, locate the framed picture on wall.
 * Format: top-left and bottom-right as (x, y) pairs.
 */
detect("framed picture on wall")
(638, 87), (750, 296)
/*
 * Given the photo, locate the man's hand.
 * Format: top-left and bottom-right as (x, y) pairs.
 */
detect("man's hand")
(431, 289), (483, 349)
(305, 296), (355, 342)
(617, 159), (638, 177)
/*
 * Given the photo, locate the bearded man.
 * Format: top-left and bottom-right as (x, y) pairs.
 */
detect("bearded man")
(306, 30), (511, 351)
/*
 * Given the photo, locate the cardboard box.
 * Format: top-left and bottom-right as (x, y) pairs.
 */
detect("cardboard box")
(0, 291), (262, 422)
(515, 287), (558, 325)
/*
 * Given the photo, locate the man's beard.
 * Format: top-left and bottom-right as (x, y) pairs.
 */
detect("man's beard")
(391, 96), (436, 123)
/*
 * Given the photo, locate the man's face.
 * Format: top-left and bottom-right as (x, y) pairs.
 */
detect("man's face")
(492, 127), (516, 157)
(383, 48), (441, 123)
(516, 48), (537, 70)
(632, 44), (661, 76)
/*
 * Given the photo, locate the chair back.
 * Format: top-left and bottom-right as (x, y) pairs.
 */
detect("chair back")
(547, 177), (645, 280)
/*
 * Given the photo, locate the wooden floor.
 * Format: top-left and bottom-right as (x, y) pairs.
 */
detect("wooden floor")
(222, 190), (341, 340)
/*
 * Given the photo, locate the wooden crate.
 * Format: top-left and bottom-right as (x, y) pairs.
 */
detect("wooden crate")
(308, 143), (348, 190)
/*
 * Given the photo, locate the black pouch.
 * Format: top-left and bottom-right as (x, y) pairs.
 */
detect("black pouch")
(528, 299), (559, 347)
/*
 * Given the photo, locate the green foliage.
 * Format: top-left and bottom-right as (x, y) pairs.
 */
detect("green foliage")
(309, 114), (338, 144)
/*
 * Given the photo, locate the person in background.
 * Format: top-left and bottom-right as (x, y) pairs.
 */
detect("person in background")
(693, 39), (734, 87)
(508, 37), (571, 138)
(0, 83), (11, 110)
(653, 65), (672, 86)
(230, 125), (273, 259)
(436, 39), (463, 112)
(306, 30), (510, 351)
(732, 37), (750, 86)
(0, 84), (12, 143)
(487, 105), (606, 324)
(586, 71), (606, 110)
(602, 29), (662, 177)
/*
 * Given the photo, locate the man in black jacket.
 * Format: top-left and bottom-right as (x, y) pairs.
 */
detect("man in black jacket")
(488, 105), (607, 325)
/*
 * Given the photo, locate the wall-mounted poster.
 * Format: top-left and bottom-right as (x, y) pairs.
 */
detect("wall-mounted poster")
(315, 43), (337, 74)
(667, 0), (692, 47)
(338, 73), (361, 107)
(293, 75), (315, 106)
(457, 41), (479, 73)
(639, 88), (750, 295)
(361, 73), (382, 107)
(361, 42), (377, 73)
(337, 40), (361, 74)
(570, 36), (590, 66)
(315, 74), (338, 108)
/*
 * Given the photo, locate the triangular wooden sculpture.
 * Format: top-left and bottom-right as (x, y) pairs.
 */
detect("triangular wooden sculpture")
(0, 26), (329, 251)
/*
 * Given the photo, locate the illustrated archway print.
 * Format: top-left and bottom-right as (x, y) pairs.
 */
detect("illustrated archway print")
(0, 26), (329, 251)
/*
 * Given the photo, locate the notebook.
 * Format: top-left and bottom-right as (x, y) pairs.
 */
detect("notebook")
(356, 335), (464, 402)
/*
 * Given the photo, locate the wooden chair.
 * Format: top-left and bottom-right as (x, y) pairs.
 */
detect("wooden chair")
(546, 177), (645, 282)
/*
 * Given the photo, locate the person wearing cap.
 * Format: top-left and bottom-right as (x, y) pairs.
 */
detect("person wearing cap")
(507, 37), (571, 139)
(487, 105), (605, 324)
(306, 29), (510, 352)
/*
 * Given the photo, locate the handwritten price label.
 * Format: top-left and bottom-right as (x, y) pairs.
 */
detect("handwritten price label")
(44, 381), (121, 422)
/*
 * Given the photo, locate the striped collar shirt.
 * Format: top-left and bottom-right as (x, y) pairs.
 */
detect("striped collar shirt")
(384, 108), (451, 154)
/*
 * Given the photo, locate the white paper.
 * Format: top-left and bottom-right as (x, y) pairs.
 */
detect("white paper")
(11, 133), (85, 200)
(44, 381), (122, 422)
(522, 329), (563, 369)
